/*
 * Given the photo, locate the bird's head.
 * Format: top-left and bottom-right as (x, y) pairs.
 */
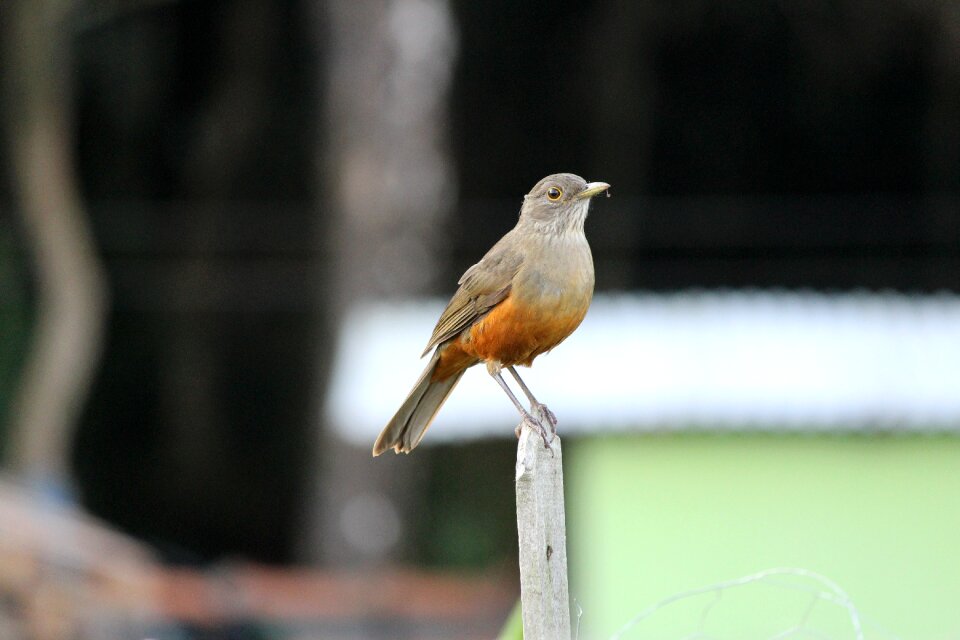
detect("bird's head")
(520, 173), (610, 234)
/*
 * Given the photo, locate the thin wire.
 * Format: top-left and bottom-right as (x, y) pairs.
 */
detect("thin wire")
(574, 598), (584, 640)
(609, 567), (865, 640)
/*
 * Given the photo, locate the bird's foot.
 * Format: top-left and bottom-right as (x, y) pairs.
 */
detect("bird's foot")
(515, 412), (554, 450)
(532, 402), (558, 434)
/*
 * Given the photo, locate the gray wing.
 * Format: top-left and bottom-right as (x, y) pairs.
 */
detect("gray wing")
(421, 230), (524, 356)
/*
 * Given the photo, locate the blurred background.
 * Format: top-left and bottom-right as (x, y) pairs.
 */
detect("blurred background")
(1, 0), (959, 638)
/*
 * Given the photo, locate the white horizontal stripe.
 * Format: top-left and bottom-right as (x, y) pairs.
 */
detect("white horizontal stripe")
(326, 292), (960, 444)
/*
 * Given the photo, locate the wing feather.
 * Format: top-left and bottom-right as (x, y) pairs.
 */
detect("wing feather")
(421, 230), (524, 356)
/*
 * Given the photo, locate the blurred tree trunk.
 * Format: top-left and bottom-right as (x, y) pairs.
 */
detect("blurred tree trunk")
(2, 0), (108, 488)
(66, 0), (319, 560)
(925, 2), (960, 192)
(922, 1), (960, 290)
(582, 1), (659, 291)
(157, 0), (274, 548)
(583, 1), (658, 194)
(303, 0), (458, 564)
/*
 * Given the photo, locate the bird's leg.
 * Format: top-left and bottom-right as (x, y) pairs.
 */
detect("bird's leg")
(487, 362), (553, 448)
(507, 366), (558, 434)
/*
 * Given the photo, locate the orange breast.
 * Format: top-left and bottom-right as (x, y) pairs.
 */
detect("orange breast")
(460, 294), (588, 367)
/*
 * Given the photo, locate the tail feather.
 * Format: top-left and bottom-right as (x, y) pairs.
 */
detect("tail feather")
(372, 351), (465, 455)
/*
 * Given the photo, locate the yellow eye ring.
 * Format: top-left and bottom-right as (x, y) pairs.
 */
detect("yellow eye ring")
(546, 186), (563, 201)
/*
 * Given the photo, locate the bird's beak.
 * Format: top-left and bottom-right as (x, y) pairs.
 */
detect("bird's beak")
(576, 181), (611, 199)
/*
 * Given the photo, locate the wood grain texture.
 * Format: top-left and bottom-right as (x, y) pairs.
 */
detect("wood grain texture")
(515, 429), (571, 640)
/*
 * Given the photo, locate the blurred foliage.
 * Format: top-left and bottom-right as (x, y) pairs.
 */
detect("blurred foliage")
(497, 599), (523, 640)
(414, 441), (519, 569)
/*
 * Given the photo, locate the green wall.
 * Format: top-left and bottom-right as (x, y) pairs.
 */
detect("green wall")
(568, 433), (960, 639)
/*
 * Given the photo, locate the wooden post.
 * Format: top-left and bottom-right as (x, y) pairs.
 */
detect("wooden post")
(515, 429), (571, 640)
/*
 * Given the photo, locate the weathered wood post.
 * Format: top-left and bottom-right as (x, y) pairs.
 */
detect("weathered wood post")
(515, 428), (572, 639)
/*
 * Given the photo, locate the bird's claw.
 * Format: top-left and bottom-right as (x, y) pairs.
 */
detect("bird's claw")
(515, 412), (554, 453)
(532, 403), (558, 434)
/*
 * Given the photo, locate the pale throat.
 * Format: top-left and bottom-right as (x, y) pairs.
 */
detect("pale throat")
(521, 201), (591, 237)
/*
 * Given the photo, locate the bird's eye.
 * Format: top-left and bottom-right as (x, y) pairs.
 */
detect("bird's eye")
(546, 186), (563, 201)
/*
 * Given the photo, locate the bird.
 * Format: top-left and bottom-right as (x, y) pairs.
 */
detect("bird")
(372, 173), (609, 456)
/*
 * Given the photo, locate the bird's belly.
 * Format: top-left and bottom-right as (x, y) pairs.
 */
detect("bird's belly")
(463, 292), (590, 367)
